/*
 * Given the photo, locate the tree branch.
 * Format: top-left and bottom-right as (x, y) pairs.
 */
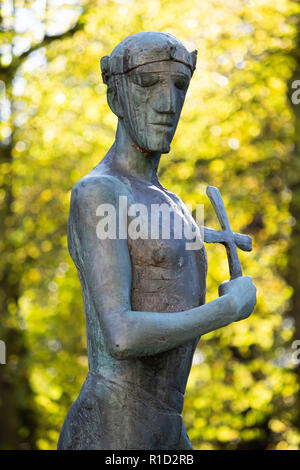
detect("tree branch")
(0, 19), (84, 84)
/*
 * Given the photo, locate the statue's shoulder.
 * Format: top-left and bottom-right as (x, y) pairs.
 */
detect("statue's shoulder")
(160, 185), (186, 208)
(71, 172), (127, 209)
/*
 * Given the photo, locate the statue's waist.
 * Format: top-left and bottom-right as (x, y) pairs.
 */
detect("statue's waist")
(87, 334), (199, 413)
(86, 368), (185, 414)
(70, 369), (185, 449)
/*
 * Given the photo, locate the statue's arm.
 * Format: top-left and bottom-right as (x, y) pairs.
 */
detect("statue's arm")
(70, 176), (256, 360)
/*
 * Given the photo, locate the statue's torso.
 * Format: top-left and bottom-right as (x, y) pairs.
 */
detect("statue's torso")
(75, 169), (207, 402)
(63, 168), (207, 449)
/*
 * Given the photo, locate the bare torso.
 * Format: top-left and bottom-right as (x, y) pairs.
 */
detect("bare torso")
(83, 164), (207, 401)
(59, 164), (207, 449)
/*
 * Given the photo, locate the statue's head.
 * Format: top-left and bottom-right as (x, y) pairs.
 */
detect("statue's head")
(101, 32), (197, 154)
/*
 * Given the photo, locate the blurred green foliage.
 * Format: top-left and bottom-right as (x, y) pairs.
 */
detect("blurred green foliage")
(1, 0), (300, 450)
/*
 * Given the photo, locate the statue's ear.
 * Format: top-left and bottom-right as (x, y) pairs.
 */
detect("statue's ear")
(107, 87), (124, 118)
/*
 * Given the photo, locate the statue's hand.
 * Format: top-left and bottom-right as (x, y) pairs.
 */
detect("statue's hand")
(218, 276), (257, 321)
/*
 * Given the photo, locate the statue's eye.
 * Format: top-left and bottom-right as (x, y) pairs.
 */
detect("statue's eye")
(130, 73), (159, 88)
(139, 74), (159, 87)
(175, 78), (188, 91)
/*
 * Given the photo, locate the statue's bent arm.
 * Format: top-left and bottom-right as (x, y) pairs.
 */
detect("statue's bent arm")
(69, 176), (238, 360)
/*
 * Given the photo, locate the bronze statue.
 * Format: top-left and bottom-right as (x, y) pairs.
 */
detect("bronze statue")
(57, 32), (256, 450)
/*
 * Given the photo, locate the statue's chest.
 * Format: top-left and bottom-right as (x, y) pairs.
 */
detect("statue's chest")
(125, 183), (206, 312)
(126, 184), (198, 269)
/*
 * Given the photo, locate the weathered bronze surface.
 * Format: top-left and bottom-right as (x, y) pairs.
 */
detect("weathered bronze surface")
(57, 32), (256, 450)
(204, 186), (252, 279)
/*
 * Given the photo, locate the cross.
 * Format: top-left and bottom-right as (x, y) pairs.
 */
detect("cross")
(203, 186), (252, 280)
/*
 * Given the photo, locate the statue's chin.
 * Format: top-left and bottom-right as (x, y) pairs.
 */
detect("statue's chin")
(161, 145), (171, 154)
(134, 135), (172, 155)
(143, 143), (171, 155)
(145, 147), (171, 155)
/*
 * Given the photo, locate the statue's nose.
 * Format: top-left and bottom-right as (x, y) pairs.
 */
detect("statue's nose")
(153, 83), (176, 114)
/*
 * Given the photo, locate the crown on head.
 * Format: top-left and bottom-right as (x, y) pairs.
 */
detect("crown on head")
(100, 33), (197, 85)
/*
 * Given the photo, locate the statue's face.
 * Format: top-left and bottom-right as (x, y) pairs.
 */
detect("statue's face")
(116, 61), (191, 153)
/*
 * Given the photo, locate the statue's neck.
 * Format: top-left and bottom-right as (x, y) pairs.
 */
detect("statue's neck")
(106, 120), (161, 184)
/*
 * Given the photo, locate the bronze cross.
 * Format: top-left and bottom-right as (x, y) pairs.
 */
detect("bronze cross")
(204, 186), (252, 280)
